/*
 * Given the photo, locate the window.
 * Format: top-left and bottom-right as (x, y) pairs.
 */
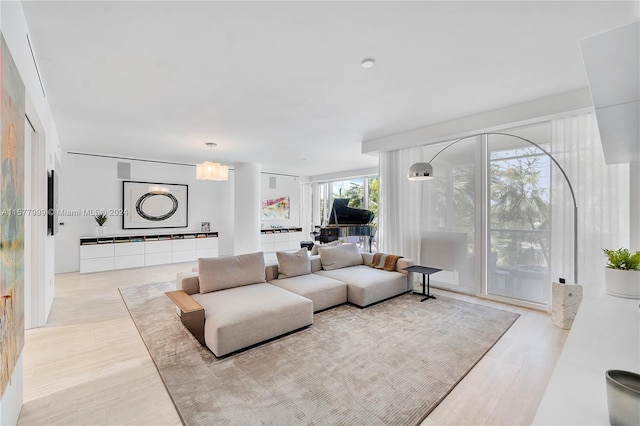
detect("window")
(312, 175), (379, 251)
(418, 124), (553, 307)
(487, 141), (551, 304)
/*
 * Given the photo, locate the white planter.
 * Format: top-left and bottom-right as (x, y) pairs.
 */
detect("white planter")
(96, 226), (106, 236)
(605, 268), (640, 299)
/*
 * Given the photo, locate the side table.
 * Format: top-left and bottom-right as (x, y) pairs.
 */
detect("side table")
(403, 265), (442, 302)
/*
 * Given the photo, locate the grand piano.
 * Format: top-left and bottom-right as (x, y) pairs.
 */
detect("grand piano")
(314, 198), (376, 251)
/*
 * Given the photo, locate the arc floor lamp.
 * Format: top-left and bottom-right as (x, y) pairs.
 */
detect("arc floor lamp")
(407, 132), (579, 284)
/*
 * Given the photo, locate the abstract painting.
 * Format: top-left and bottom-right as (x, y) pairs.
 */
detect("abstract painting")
(261, 196), (290, 220)
(122, 181), (188, 229)
(0, 33), (26, 398)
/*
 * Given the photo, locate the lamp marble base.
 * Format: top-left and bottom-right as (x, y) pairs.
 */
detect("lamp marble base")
(551, 281), (583, 329)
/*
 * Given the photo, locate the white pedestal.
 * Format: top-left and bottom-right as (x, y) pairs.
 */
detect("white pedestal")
(551, 282), (583, 329)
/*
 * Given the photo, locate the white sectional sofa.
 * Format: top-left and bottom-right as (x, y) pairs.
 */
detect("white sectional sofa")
(171, 244), (412, 357)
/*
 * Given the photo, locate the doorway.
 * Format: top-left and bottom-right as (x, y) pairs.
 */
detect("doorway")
(24, 115), (47, 329)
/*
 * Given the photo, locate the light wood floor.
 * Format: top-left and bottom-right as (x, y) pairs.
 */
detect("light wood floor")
(18, 264), (568, 425)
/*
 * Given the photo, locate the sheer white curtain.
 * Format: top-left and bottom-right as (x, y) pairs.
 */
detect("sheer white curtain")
(378, 146), (424, 264)
(550, 112), (630, 290)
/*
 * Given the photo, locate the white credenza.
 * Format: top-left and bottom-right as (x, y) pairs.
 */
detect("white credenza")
(533, 284), (640, 425)
(114, 242), (145, 270)
(80, 232), (219, 273)
(260, 228), (304, 253)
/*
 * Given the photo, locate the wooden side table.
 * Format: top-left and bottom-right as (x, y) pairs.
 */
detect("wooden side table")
(403, 265), (442, 302)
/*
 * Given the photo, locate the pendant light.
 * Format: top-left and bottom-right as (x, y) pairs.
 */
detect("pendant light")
(196, 142), (229, 181)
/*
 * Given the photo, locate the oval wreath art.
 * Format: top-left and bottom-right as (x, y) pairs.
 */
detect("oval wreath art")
(135, 192), (179, 221)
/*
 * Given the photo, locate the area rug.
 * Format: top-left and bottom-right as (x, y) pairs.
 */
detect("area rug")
(120, 282), (519, 426)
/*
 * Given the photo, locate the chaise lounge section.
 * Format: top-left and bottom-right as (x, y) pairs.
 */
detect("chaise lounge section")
(267, 243), (413, 309)
(174, 251), (313, 357)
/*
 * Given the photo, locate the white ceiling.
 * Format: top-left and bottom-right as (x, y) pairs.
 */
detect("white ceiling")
(21, 1), (638, 176)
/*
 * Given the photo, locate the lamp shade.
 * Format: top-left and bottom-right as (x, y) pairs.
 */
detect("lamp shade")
(196, 161), (229, 181)
(407, 162), (434, 181)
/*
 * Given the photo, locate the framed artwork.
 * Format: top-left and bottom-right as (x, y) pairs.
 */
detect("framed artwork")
(261, 196), (290, 220)
(122, 181), (188, 229)
(1, 33), (26, 398)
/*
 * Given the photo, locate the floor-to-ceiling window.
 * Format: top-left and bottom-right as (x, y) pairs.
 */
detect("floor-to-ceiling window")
(381, 113), (627, 310)
(421, 136), (479, 294)
(419, 123), (554, 308)
(486, 133), (551, 305)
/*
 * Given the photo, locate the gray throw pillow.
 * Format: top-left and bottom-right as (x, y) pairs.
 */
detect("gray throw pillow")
(276, 248), (311, 279)
(311, 240), (340, 256)
(198, 251), (266, 293)
(318, 243), (363, 270)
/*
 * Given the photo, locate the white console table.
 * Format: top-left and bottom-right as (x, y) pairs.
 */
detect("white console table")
(533, 282), (640, 425)
(260, 228), (304, 253)
(79, 232), (218, 273)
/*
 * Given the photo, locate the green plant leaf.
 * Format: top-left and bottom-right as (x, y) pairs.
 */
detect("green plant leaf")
(94, 213), (108, 226)
(603, 247), (640, 271)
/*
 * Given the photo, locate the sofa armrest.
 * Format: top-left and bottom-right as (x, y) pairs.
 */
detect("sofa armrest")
(396, 258), (414, 274)
(166, 290), (203, 313)
(165, 290), (205, 345)
(177, 271), (200, 295)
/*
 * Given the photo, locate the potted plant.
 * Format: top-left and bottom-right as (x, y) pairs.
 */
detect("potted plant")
(95, 212), (108, 236)
(603, 247), (640, 298)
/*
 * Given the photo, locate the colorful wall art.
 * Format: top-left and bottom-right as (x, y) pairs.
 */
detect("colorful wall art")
(0, 33), (26, 398)
(261, 196), (290, 220)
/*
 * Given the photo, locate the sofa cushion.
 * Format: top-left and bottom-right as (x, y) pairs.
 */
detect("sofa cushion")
(191, 283), (313, 357)
(198, 251), (266, 294)
(276, 248), (311, 279)
(270, 274), (347, 312)
(316, 265), (408, 307)
(318, 243), (363, 270)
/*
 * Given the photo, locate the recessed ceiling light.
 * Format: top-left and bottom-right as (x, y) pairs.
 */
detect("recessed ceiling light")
(361, 58), (375, 68)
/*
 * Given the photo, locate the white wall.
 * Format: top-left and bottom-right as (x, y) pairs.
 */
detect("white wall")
(361, 89), (593, 154)
(631, 161), (640, 249)
(1, 1), (61, 423)
(55, 153), (235, 273)
(234, 163), (261, 255)
(56, 161), (310, 270)
(260, 173), (301, 230)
